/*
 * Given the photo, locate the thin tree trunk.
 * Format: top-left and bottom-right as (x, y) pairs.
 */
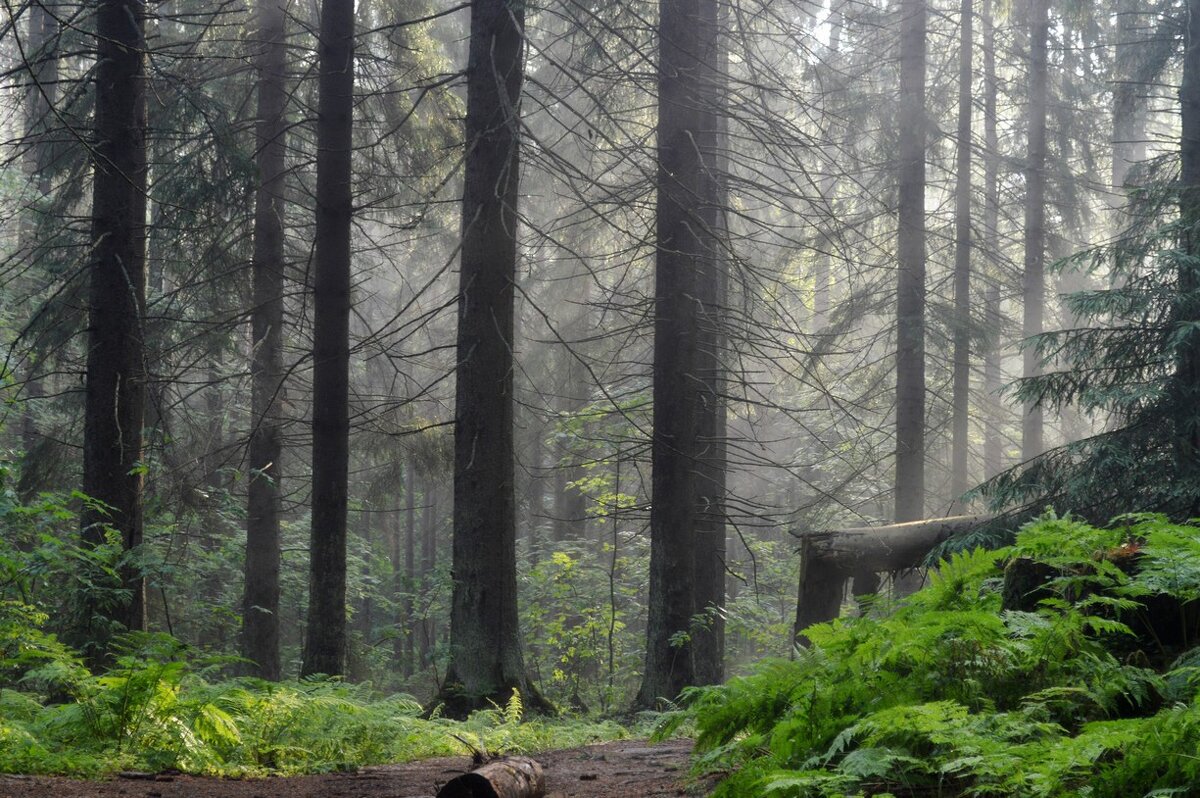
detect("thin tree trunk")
(301, 0), (354, 678)
(894, 0), (927, 523)
(982, 0), (1003, 480)
(419, 477), (436, 668)
(1112, 0), (1147, 201)
(812, 0), (844, 330)
(243, 0), (287, 681)
(440, 0), (540, 713)
(527, 424), (545, 562)
(80, 0), (148, 659)
(1177, 0), (1200, 474)
(402, 467), (416, 675)
(359, 502), (374, 641)
(19, 0), (57, 472)
(1021, 0), (1048, 462)
(951, 0), (974, 502)
(552, 348), (589, 543)
(242, 0), (287, 683)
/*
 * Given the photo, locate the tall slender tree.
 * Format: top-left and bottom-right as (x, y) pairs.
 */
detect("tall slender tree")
(981, 0), (1004, 481)
(950, 0), (974, 501)
(301, 0), (354, 678)
(691, 0), (728, 688)
(439, 0), (542, 712)
(243, 0), (288, 681)
(1112, 0), (1147, 200)
(894, 0), (927, 523)
(637, 0), (725, 706)
(19, 0), (58, 465)
(1176, 0), (1200, 476)
(79, 0), (149, 657)
(1021, 0), (1049, 462)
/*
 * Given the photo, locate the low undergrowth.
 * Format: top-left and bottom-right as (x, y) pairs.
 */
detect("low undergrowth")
(0, 629), (628, 777)
(669, 513), (1200, 798)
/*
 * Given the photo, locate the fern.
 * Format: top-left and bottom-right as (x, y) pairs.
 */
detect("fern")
(686, 515), (1200, 797)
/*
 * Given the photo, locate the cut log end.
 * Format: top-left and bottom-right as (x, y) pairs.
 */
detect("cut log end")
(436, 757), (546, 798)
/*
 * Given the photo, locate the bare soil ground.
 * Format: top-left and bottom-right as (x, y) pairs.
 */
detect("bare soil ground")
(0, 739), (716, 798)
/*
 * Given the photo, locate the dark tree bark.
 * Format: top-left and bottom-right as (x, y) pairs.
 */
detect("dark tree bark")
(691, 0), (728, 688)
(637, 0), (726, 708)
(80, 0), (148, 656)
(950, 0), (973, 502)
(894, 0), (927, 523)
(436, 757), (545, 798)
(440, 0), (542, 714)
(794, 540), (847, 647)
(243, 0), (288, 682)
(301, 0), (354, 678)
(1021, 0), (1048, 462)
(982, 0), (1003, 481)
(1177, 0), (1200, 474)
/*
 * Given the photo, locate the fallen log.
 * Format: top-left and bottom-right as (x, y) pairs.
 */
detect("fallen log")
(793, 515), (993, 644)
(800, 514), (992, 572)
(436, 756), (546, 798)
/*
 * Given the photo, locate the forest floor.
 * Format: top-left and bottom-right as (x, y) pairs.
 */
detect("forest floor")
(0, 739), (715, 798)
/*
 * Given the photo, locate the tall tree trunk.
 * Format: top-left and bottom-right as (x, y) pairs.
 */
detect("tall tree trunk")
(358, 502), (374, 641)
(301, 0), (354, 678)
(80, 0), (149, 658)
(1112, 0), (1147, 201)
(1021, 0), (1048, 462)
(812, 1), (845, 330)
(440, 0), (540, 714)
(20, 0), (57, 471)
(527, 423), (545, 562)
(1176, 0), (1200, 476)
(982, 0), (1003, 480)
(242, 0), (287, 683)
(400, 465), (416, 675)
(950, 0), (973, 502)
(691, 0), (728, 688)
(418, 477), (437, 668)
(637, 0), (725, 707)
(894, 0), (927, 524)
(552, 347), (589, 543)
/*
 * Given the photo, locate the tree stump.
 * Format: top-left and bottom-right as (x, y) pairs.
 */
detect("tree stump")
(793, 515), (993, 641)
(436, 757), (546, 798)
(1000, 556), (1058, 612)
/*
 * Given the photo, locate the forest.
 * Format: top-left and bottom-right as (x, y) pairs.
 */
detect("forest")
(3, 0), (1200, 794)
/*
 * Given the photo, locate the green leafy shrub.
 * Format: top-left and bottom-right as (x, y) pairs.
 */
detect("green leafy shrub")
(677, 514), (1200, 797)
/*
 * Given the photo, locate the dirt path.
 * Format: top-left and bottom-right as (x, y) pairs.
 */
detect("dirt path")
(0, 739), (715, 798)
